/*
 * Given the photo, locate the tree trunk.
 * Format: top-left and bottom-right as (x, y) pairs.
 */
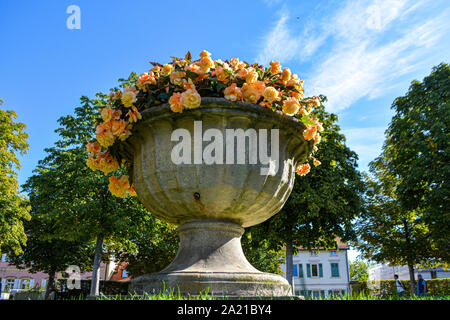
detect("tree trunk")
(45, 271), (56, 300)
(90, 233), (104, 296)
(407, 263), (415, 296)
(285, 240), (295, 295)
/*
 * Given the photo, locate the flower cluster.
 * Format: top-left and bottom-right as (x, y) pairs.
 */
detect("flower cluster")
(86, 50), (324, 197)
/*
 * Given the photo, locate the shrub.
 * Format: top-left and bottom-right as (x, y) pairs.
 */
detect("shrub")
(351, 278), (450, 296)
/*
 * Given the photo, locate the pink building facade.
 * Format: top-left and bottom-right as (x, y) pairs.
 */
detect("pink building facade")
(0, 254), (116, 293)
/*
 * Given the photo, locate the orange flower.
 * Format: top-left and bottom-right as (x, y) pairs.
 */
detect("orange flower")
(313, 158), (321, 167)
(229, 58), (240, 67)
(111, 119), (127, 136)
(303, 125), (317, 141)
(96, 122), (115, 148)
(242, 83), (262, 104)
(224, 83), (242, 102)
(86, 141), (101, 156)
(161, 64), (174, 76)
(314, 133), (321, 145)
(181, 89), (201, 109)
(270, 60), (282, 74)
(118, 123), (133, 141)
(214, 66), (231, 84)
(182, 78), (196, 91)
(101, 107), (113, 122)
(199, 56), (214, 73)
(169, 92), (184, 113)
(137, 72), (156, 91)
(296, 163), (310, 176)
(108, 175), (130, 198)
(281, 67), (291, 82)
(128, 184), (137, 196)
(86, 156), (99, 171)
(170, 71), (186, 86)
(150, 65), (162, 75)
(245, 68), (258, 83)
(282, 97), (300, 116)
(127, 106), (142, 123)
(121, 86), (138, 107)
(263, 86), (280, 102)
(236, 68), (249, 79)
(97, 151), (119, 175)
(199, 50), (211, 58)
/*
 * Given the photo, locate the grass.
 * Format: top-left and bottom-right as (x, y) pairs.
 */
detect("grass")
(306, 292), (450, 300)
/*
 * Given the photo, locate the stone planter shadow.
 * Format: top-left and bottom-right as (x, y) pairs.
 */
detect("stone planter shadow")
(124, 98), (313, 297)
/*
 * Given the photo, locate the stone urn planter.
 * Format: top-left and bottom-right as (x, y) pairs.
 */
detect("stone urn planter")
(126, 97), (313, 297)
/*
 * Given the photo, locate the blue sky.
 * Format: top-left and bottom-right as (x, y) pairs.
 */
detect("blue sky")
(1, 0), (449, 260)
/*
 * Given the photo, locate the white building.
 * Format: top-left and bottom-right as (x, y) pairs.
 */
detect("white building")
(368, 263), (450, 281)
(282, 239), (351, 298)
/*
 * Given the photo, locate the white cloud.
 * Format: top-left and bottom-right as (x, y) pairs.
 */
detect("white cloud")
(256, 0), (450, 113)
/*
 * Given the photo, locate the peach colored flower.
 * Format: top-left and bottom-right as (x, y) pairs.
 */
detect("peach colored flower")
(182, 78), (196, 91)
(199, 50), (211, 58)
(112, 109), (122, 120)
(199, 56), (214, 72)
(121, 86), (138, 107)
(296, 163), (310, 176)
(223, 83), (242, 102)
(281, 67), (291, 82)
(242, 83), (262, 104)
(108, 175), (130, 198)
(181, 89), (201, 109)
(96, 122), (115, 148)
(97, 151), (119, 175)
(236, 68), (249, 79)
(314, 133), (321, 145)
(128, 184), (137, 196)
(263, 86), (280, 102)
(214, 66), (231, 84)
(313, 158), (321, 167)
(151, 65), (162, 75)
(110, 119), (127, 136)
(101, 107), (113, 123)
(161, 64), (174, 76)
(282, 97), (301, 116)
(259, 101), (272, 109)
(86, 141), (101, 156)
(170, 71), (186, 86)
(270, 60), (282, 74)
(127, 107), (142, 123)
(169, 92), (184, 113)
(303, 125), (317, 141)
(137, 72), (156, 91)
(118, 123), (133, 141)
(86, 156), (98, 171)
(229, 58), (240, 67)
(245, 68), (258, 83)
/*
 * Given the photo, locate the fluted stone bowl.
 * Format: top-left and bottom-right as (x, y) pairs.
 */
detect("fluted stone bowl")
(124, 97), (313, 228)
(124, 97), (314, 296)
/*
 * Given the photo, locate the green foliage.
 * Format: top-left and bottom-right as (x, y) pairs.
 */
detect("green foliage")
(249, 96), (365, 251)
(349, 259), (372, 281)
(351, 278), (450, 297)
(0, 99), (31, 255)
(241, 232), (285, 274)
(381, 63), (449, 261)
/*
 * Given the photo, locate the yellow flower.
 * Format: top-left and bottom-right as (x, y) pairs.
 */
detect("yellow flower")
(161, 64), (174, 76)
(270, 60), (282, 74)
(86, 156), (99, 171)
(169, 92), (184, 113)
(313, 158), (321, 167)
(137, 72), (156, 91)
(296, 163), (310, 176)
(170, 71), (186, 85)
(118, 123), (133, 141)
(127, 106), (142, 123)
(121, 86), (138, 107)
(303, 125), (317, 141)
(281, 67), (291, 82)
(229, 58), (240, 67)
(214, 66), (231, 84)
(108, 176), (130, 198)
(181, 89), (201, 109)
(182, 78), (196, 91)
(96, 122), (115, 148)
(245, 68), (258, 83)
(86, 141), (101, 156)
(282, 97), (300, 116)
(128, 184), (137, 196)
(223, 83), (242, 102)
(242, 83), (262, 104)
(199, 56), (214, 73)
(97, 151), (119, 175)
(111, 119), (127, 136)
(101, 107), (113, 123)
(263, 87), (280, 102)
(314, 133), (321, 145)
(199, 50), (211, 58)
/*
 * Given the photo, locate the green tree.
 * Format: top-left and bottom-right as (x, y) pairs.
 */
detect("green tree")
(23, 93), (155, 296)
(0, 99), (30, 255)
(248, 96), (365, 292)
(349, 259), (371, 281)
(384, 63), (449, 260)
(7, 216), (93, 299)
(241, 233), (285, 274)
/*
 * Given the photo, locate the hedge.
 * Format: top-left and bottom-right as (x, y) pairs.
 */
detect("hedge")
(350, 278), (450, 296)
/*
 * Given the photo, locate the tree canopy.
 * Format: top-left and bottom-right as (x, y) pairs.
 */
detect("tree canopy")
(0, 99), (30, 255)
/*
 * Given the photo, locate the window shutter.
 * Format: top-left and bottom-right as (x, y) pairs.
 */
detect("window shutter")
(293, 264), (298, 277)
(306, 264), (311, 277)
(319, 264), (323, 277)
(299, 264), (304, 278)
(1, 279), (5, 293)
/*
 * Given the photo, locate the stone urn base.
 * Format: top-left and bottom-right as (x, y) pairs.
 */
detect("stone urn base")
(129, 220), (291, 297)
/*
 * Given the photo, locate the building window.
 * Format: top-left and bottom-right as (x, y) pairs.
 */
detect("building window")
(0, 254), (6, 262)
(298, 264), (304, 278)
(121, 269), (129, 278)
(430, 270), (437, 279)
(330, 250), (337, 256)
(307, 263), (323, 278)
(21, 279), (31, 289)
(331, 263), (340, 277)
(5, 278), (15, 291)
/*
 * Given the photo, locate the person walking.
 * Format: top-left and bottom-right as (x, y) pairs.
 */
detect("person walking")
(416, 274), (428, 296)
(394, 274), (406, 297)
